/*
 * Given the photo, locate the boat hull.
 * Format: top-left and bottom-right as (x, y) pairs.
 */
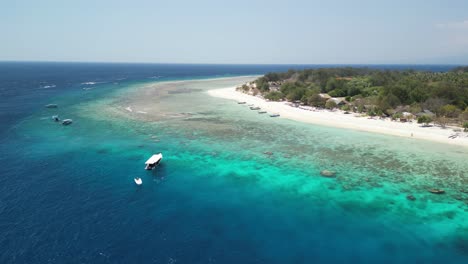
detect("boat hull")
(134, 178), (143, 185)
(144, 153), (163, 170)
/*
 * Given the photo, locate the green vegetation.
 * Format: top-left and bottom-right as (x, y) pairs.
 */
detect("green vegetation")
(325, 100), (337, 109)
(452, 66), (468, 73)
(417, 115), (433, 126)
(264, 91), (283, 101)
(463, 122), (468, 132)
(439, 104), (461, 118)
(245, 67), (468, 126)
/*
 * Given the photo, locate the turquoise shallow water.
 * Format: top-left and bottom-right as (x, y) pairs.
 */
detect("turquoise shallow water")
(1, 64), (468, 263)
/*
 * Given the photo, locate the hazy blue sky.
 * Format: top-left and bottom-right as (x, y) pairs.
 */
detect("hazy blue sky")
(1, 0), (468, 64)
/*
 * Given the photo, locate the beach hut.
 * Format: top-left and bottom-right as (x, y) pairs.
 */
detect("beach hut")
(416, 110), (435, 118)
(319, 93), (332, 100)
(327, 97), (348, 106)
(401, 112), (414, 120)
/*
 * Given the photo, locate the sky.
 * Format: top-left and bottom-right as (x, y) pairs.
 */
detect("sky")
(1, 0), (468, 64)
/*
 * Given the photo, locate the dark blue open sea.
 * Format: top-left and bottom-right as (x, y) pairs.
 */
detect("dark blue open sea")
(1, 62), (467, 264)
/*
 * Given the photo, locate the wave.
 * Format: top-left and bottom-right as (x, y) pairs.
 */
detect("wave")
(39, 84), (56, 89)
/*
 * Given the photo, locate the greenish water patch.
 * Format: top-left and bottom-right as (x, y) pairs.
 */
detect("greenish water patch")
(16, 76), (468, 262)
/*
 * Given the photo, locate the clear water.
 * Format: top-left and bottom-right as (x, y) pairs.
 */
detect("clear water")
(1, 62), (467, 263)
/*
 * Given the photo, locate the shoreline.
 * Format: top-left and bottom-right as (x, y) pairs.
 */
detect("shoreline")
(141, 75), (262, 86)
(207, 87), (468, 148)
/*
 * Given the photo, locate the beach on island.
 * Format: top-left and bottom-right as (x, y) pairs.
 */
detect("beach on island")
(208, 86), (468, 147)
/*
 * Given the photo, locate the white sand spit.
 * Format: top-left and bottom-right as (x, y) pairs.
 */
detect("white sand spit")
(208, 87), (468, 147)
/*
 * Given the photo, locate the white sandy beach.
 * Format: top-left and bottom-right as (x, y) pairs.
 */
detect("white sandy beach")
(208, 87), (468, 147)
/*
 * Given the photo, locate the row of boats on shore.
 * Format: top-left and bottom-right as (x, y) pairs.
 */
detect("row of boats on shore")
(237, 101), (280, 117)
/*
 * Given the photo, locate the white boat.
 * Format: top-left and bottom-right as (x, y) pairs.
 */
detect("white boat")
(134, 177), (143, 185)
(52, 115), (60, 122)
(145, 153), (163, 170)
(62, 119), (73, 125)
(45, 104), (58, 108)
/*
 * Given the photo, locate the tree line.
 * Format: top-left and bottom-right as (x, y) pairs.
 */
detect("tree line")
(249, 67), (468, 126)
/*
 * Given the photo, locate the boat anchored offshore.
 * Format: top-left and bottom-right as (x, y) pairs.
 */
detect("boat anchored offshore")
(145, 153), (163, 170)
(62, 119), (73, 125)
(134, 177), (143, 185)
(270, 113), (280, 117)
(45, 104), (58, 108)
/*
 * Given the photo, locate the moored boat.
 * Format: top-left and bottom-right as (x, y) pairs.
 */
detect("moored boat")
(237, 101), (246, 104)
(270, 113), (280, 117)
(320, 170), (336, 177)
(52, 115), (60, 122)
(62, 119), (73, 125)
(250, 106), (260, 110)
(45, 104), (58, 108)
(428, 189), (445, 194)
(134, 177), (143, 185)
(258, 110), (267, 114)
(145, 153), (163, 170)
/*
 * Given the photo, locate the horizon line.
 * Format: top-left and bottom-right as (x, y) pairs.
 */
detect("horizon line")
(0, 60), (465, 66)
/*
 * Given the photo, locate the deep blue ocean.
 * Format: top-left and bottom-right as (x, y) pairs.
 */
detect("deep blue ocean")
(1, 62), (467, 264)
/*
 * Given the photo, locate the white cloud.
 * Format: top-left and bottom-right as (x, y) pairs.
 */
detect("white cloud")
(436, 20), (468, 30)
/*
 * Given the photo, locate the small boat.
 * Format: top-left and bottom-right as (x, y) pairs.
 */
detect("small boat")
(145, 153), (163, 170)
(250, 106), (260, 110)
(134, 177), (143, 185)
(62, 119), (73, 125)
(52, 115), (60, 122)
(320, 170), (336, 177)
(270, 114), (280, 117)
(45, 104), (58, 108)
(237, 101), (246, 104)
(428, 189), (445, 194)
(258, 111), (267, 114)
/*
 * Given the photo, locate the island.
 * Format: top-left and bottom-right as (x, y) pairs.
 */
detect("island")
(208, 67), (468, 146)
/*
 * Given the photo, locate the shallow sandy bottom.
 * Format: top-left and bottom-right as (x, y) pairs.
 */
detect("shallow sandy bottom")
(208, 87), (468, 148)
(68, 76), (468, 262)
